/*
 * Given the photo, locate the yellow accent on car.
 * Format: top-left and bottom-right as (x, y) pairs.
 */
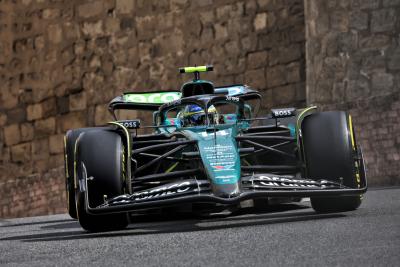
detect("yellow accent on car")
(73, 136), (79, 190)
(183, 66), (208, 73)
(296, 106), (317, 131)
(64, 135), (68, 178)
(166, 162), (179, 173)
(349, 115), (355, 150)
(242, 159), (251, 166)
(108, 121), (132, 193)
(296, 106), (317, 146)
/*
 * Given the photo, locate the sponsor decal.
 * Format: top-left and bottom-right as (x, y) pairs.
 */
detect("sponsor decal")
(212, 164), (234, 170)
(226, 96), (239, 102)
(117, 119), (141, 129)
(201, 130), (229, 137)
(271, 108), (296, 118)
(257, 175), (319, 188)
(215, 175), (236, 183)
(131, 181), (192, 201)
(213, 165), (225, 170)
(204, 144), (236, 172)
(124, 92), (181, 104)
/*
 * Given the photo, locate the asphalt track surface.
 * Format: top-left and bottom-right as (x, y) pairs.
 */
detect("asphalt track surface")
(0, 188), (399, 267)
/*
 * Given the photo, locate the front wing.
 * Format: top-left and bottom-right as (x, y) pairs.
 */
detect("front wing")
(81, 174), (367, 215)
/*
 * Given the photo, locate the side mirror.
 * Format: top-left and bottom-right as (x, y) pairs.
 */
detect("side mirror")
(244, 104), (252, 119)
(153, 111), (160, 125)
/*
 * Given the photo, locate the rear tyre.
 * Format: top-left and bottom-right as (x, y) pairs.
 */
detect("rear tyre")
(75, 129), (129, 232)
(302, 111), (363, 213)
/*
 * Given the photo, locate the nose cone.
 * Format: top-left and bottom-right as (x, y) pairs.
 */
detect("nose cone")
(196, 128), (242, 198)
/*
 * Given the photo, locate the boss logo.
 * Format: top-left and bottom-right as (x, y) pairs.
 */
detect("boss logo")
(271, 108), (296, 118)
(118, 120), (141, 129)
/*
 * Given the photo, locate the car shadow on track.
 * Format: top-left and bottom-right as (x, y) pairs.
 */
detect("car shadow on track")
(0, 204), (346, 243)
(0, 219), (73, 228)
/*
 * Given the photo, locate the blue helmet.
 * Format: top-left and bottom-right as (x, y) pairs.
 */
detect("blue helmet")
(181, 104), (217, 126)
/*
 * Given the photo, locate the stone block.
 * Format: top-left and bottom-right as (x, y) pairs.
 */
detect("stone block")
(6, 108), (26, 124)
(371, 72), (394, 91)
(266, 65), (286, 88)
(34, 117), (56, 137)
(77, 1), (104, 18)
(63, 22), (80, 40)
(121, 18), (135, 30)
(0, 114), (6, 126)
(201, 27), (214, 45)
(32, 88), (54, 103)
(247, 51), (268, 69)
(388, 48), (400, 70)
(1, 88), (18, 110)
(69, 92), (87, 111)
(278, 44), (302, 64)
(82, 21), (103, 37)
(73, 41), (85, 55)
(42, 98), (57, 117)
(271, 85), (296, 105)
(170, 0), (188, 11)
(257, 0), (275, 11)
(245, 0), (257, 15)
(214, 24), (228, 40)
(254, 13), (267, 31)
(289, 24), (305, 42)
(354, 0), (380, 9)
(200, 11), (214, 26)
(350, 10), (368, 30)
(241, 34), (258, 52)
(286, 62), (303, 83)
(94, 105), (113, 126)
(58, 112), (87, 133)
(32, 138), (49, 161)
(11, 143), (31, 163)
(56, 96), (69, 114)
(382, 0), (400, 7)
(116, 0), (135, 15)
(371, 9), (397, 33)
(346, 78), (370, 101)
(21, 123), (34, 142)
(330, 11), (349, 32)
(105, 18), (120, 34)
(47, 24), (63, 44)
(42, 8), (60, 19)
(49, 134), (64, 155)
(244, 68), (266, 90)
(224, 41), (240, 56)
(216, 5), (233, 21)
(27, 104), (41, 121)
(4, 124), (21, 146)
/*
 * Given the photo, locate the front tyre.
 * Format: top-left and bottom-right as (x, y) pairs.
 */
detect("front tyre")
(302, 111), (363, 213)
(75, 130), (129, 232)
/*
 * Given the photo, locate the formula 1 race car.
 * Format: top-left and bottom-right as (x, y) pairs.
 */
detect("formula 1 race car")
(64, 65), (367, 232)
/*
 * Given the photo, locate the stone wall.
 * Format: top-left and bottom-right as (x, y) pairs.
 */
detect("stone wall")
(305, 0), (400, 185)
(0, 0), (306, 218)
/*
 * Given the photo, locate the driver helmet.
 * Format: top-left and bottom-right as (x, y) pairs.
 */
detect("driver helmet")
(181, 104), (218, 126)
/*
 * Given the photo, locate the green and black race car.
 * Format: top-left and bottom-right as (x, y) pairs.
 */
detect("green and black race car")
(64, 65), (367, 232)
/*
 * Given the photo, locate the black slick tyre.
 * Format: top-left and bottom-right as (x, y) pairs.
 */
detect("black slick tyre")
(75, 129), (128, 232)
(302, 111), (362, 213)
(65, 127), (110, 220)
(64, 128), (96, 219)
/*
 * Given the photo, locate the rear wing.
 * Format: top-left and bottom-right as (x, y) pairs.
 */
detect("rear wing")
(108, 91), (181, 116)
(108, 86), (260, 118)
